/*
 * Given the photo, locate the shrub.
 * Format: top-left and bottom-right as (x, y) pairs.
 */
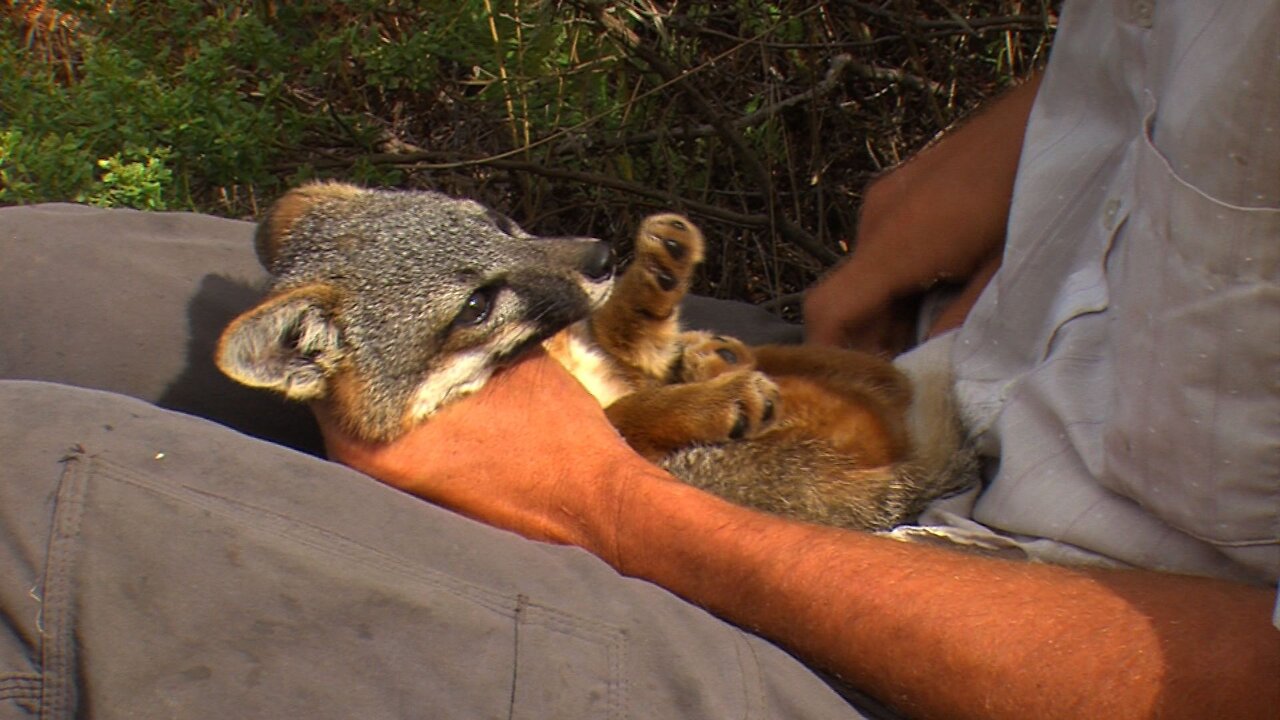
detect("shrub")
(2, 0), (1056, 309)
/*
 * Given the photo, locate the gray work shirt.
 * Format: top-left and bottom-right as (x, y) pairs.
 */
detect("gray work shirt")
(903, 1), (1278, 624)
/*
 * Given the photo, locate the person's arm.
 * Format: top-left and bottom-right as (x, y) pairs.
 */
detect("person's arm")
(319, 352), (1280, 720)
(804, 72), (1041, 352)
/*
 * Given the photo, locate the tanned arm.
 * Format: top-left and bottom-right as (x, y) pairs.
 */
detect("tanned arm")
(319, 353), (1280, 720)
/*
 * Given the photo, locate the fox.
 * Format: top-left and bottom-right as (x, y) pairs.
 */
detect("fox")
(216, 182), (974, 531)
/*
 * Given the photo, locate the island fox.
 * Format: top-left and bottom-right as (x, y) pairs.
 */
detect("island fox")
(216, 182), (973, 530)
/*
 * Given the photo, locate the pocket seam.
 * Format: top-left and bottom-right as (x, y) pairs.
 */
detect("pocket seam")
(39, 456), (89, 718)
(90, 456), (621, 629)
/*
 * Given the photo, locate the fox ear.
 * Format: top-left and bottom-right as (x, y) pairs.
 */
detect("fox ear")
(216, 284), (345, 401)
(255, 181), (366, 270)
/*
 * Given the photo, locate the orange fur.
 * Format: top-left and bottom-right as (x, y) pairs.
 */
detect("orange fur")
(604, 370), (779, 460)
(564, 214), (917, 475)
(769, 376), (901, 467)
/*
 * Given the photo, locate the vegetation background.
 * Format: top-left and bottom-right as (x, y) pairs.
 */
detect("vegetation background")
(2, 0), (1055, 315)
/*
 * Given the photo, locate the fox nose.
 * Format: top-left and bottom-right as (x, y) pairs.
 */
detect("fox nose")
(579, 240), (613, 281)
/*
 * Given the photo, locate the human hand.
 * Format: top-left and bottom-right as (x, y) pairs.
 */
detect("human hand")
(803, 254), (920, 354)
(805, 73), (1040, 353)
(804, 245), (1002, 354)
(314, 348), (674, 561)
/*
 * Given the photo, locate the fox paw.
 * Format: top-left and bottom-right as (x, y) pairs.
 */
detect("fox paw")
(707, 370), (780, 441)
(604, 365), (780, 457)
(675, 331), (756, 382)
(633, 213), (705, 297)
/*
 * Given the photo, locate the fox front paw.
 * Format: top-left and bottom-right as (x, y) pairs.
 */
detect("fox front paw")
(633, 213), (705, 297)
(707, 370), (780, 441)
(675, 331), (756, 382)
(588, 213), (709, 381)
(604, 366), (781, 458)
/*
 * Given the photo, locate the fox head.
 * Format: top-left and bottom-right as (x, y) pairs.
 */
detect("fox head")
(216, 182), (613, 441)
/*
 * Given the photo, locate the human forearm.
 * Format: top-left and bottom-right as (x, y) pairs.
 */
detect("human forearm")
(605, 477), (1280, 720)
(320, 353), (1279, 719)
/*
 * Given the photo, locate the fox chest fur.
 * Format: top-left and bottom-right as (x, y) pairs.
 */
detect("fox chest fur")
(218, 183), (972, 531)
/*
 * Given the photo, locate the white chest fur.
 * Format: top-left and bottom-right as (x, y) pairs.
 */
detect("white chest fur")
(543, 323), (633, 407)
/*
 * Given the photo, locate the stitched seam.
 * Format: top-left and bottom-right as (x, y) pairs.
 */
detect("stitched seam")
(40, 457), (88, 720)
(735, 631), (766, 720)
(0, 673), (42, 700)
(612, 622), (627, 720)
(93, 457), (517, 616)
(93, 458), (631, 636)
(521, 603), (627, 719)
(91, 456), (631, 714)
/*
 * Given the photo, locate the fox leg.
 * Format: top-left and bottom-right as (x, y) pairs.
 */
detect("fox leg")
(751, 344), (916, 464)
(672, 331), (757, 382)
(590, 214), (705, 381)
(752, 344), (913, 410)
(605, 370), (780, 461)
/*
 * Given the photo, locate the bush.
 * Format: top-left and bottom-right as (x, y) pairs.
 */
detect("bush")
(80, 146), (173, 210)
(2, 0), (1056, 310)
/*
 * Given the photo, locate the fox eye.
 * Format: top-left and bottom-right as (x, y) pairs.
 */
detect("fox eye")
(453, 288), (495, 327)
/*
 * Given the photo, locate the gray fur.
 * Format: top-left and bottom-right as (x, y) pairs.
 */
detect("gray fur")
(218, 185), (611, 440)
(663, 424), (976, 531)
(218, 293), (344, 399)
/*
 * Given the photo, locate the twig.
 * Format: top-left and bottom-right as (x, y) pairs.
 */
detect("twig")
(568, 53), (901, 155)
(591, 6), (838, 264)
(290, 148), (810, 233)
(849, 2), (1049, 31)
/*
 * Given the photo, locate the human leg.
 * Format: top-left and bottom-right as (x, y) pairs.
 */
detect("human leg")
(0, 379), (862, 719)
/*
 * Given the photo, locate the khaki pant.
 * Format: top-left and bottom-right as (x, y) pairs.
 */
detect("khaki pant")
(0, 204), (876, 719)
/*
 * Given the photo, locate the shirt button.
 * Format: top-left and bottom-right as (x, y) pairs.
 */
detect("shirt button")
(1103, 198), (1123, 230)
(1132, 0), (1154, 27)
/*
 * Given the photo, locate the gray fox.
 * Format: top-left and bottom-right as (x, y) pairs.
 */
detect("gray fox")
(217, 182), (973, 530)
